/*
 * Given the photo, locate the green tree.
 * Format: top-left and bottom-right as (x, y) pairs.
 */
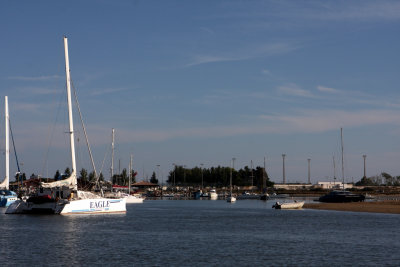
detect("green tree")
(54, 170), (61, 180)
(89, 171), (96, 182)
(79, 168), (88, 183)
(64, 167), (71, 177)
(150, 171), (158, 184)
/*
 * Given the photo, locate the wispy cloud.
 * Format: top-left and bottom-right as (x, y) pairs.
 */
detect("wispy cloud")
(315, 1), (400, 21)
(317, 85), (340, 94)
(186, 42), (299, 67)
(8, 75), (62, 81)
(277, 83), (314, 98)
(186, 55), (238, 67)
(261, 69), (271, 75)
(80, 108), (400, 144)
(266, 109), (400, 133)
(90, 87), (129, 96)
(199, 27), (215, 34)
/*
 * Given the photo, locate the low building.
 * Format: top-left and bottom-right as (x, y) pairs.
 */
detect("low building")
(317, 182), (353, 189)
(273, 183), (313, 190)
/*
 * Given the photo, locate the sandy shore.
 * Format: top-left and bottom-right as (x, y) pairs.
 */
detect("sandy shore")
(304, 201), (400, 214)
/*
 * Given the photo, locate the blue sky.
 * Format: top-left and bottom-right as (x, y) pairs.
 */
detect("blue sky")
(1, 0), (400, 184)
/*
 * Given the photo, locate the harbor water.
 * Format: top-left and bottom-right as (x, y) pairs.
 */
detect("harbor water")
(1, 199), (399, 266)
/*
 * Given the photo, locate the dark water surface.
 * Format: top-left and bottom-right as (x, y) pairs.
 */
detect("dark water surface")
(1, 199), (399, 266)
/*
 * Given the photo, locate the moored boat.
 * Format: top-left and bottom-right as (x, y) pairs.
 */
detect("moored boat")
(209, 189), (218, 200)
(318, 191), (365, 203)
(272, 201), (304, 209)
(0, 96), (17, 208)
(6, 36), (126, 215)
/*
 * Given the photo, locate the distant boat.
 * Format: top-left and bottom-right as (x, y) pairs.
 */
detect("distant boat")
(318, 191), (365, 203)
(272, 201), (304, 209)
(209, 189), (218, 200)
(227, 159), (236, 203)
(192, 189), (202, 200)
(6, 37), (126, 215)
(123, 194), (144, 204)
(269, 193), (290, 199)
(318, 128), (365, 203)
(236, 192), (261, 200)
(0, 96), (18, 208)
(259, 193), (269, 201)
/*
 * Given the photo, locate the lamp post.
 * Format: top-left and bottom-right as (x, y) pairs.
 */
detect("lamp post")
(363, 155), (367, 178)
(183, 165), (186, 185)
(307, 158), (311, 184)
(282, 154), (286, 184)
(172, 163), (176, 187)
(200, 163), (204, 189)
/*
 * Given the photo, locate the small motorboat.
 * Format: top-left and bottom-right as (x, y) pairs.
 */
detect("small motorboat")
(272, 200), (304, 209)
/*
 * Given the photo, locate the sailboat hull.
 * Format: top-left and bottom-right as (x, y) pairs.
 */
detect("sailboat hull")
(6, 197), (126, 214)
(60, 198), (126, 214)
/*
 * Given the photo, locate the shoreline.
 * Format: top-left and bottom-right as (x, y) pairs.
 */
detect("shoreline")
(304, 200), (400, 214)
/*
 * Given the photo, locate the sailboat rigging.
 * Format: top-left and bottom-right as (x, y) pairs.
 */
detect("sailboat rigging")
(318, 128), (365, 203)
(6, 36), (126, 214)
(0, 96), (18, 207)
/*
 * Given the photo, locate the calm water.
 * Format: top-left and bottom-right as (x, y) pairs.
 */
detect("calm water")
(1, 199), (399, 266)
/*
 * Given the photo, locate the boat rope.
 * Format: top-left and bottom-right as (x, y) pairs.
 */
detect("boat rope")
(8, 118), (21, 181)
(70, 80), (103, 195)
(41, 88), (65, 178)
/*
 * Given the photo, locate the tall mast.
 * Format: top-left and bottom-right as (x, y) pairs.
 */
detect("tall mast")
(341, 128), (344, 190)
(5, 96), (9, 190)
(129, 154), (133, 194)
(111, 128), (115, 181)
(333, 155), (336, 186)
(63, 36), (77, 190)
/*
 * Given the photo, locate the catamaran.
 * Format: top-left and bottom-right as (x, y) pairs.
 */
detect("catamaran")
(0, 96), (18, 207)
(6, 36), (126, 214)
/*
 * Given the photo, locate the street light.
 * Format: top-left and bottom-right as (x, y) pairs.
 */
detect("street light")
(282, 154), (286, 184)
(156, 164), (160, 183)
(172, 163), (176, 187)
(307, 158), (311, 184)
(183, 165), (186, 185)
(363, 155), (367, 178)
(200, 163), (204, 189)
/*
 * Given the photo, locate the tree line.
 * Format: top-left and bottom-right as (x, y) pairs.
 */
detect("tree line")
(165, 165), (274, 188)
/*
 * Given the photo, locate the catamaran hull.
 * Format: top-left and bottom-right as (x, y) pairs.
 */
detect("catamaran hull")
(5, 200), (64, 214)
(61, 198), (126, 214)
(0, 196), (18, 207)
(6, 198), (126, 215)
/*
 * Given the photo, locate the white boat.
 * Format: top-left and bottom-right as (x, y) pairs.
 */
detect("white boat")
(227, 195), (236, 203)
(124, 194), (144, 204)
(6, 36), (126, 215)
(272, 201), (304, 209)
(209, 189), (218, 200)
(0, 96), (18, 208)
(110, 191), (144, 204)
(227, 159), (236, 203)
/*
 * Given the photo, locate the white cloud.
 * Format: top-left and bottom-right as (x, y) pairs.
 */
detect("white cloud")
(8, 75), (62, 81)
(186, 42), (299, 67)
(90, 87), (129, 96)
(278, 83), (314, 98)
(260, 109), (400, 133)
(77, 109), (400, 143)
(317, 85), (340, 94)
(186, 55), (238, 67)
(261, 69), (271, 75)
(321, 2), (400, 21)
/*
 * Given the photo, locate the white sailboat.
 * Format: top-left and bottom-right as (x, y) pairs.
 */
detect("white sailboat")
(209, 189), (218, 200)
(0, 96), (18, 207)
(227, 158), (236, 203)
(6, 36), (126, 214)
(123, 154), (144, 204)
